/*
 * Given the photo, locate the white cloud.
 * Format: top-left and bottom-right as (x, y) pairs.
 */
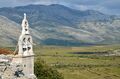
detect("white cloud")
(74, 5), (88, 11)
(0, 0), (120, 15)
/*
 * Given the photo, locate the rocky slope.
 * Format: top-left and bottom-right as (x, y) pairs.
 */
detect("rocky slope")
(0, 4), (120, 46)
(0, 16), (20, 46)
(0, 15), (41, 47)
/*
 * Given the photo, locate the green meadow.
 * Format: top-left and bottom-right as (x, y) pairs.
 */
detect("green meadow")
(34, 45), (120, 79)
(4, 44), (120, 79)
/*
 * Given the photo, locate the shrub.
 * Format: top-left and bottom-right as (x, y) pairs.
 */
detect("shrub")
(34, 57), (64, 79)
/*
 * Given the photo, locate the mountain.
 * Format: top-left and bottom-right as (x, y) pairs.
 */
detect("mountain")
(0, 15), (45, 47)
(0, 15), (20, 47)
(0, 4), (115, 26)
(0, 4), (120, 46)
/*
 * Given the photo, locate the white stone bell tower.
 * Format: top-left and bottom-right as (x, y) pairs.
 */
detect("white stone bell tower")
(12, 13), (37, 79)
(18, 13), (34, 56)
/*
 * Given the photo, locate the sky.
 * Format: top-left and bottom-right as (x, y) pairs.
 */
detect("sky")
(0, 0), (120, 15)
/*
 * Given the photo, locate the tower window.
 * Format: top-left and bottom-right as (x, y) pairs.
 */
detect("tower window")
(25, 29), (28, 31)
(25, 21), (27, 25)
(28, 47), (31, 51)
(24, 65), (26, 67)
(23, 38), (25, 42)
(23, 48), (26, 52)
(28, 38), (30, 42)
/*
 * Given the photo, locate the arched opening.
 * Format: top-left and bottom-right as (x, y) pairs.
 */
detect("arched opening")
(28, 38), (30, 42)
(23, 38), (25, 42)
(23, 48), (27, 52)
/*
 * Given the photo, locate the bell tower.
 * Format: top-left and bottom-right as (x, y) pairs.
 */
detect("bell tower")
(12, 13), (37, 79)
(18, 13), (33, 56)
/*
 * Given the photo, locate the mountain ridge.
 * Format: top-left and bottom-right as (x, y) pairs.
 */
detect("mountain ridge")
(0, 4), (120, 46)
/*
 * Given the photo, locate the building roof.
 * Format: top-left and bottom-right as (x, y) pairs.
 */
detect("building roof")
(0, 48), (13, 55)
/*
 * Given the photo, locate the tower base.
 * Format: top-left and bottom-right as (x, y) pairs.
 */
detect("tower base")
(11, 55), (37, 79)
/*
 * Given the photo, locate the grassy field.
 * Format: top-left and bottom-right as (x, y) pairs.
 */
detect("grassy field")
(34, 45), (120, 79)
(3, 44), (120, 79)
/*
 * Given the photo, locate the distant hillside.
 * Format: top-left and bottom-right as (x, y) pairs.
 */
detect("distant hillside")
(0, 16), (20, 46)
(0, 16), (42, 47)
(0, 4), (120, 46)
(0, 4), (116, 26)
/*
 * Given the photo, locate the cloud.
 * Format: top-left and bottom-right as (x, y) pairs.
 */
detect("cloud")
(101, 0), (120, 9)
(66, 0), (120, 15)
(0, 0), (120, 15)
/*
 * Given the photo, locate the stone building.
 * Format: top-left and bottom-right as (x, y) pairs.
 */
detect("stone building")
(0, 13), (37, 79)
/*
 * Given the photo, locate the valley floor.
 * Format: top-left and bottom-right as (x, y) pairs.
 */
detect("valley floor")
(3, 45), (120, 79)
(34, 45), (120, 79)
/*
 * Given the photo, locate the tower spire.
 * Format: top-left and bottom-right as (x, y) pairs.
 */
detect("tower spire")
(22, 13), (30, 35)
(24, 13), (27, 20)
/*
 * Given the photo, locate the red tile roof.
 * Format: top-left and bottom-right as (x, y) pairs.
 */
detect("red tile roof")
(0, 48), (13, 55)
